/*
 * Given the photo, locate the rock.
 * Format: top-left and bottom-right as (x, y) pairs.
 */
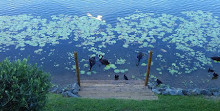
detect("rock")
(147, 83), (152, 89)
(191, 88), (201, 95)
(158, 88), (166, 92)
(148, 85), (152, 89)
(70, 83), (80, 94)
(162, 88), (177, 95)
(73, 83), (80, 92)
(176, 89), (184, 96)
(152, 89), (161, 94)
(209, 88), (219, 92)
(169, 89), (177, 95)
(50, 83), (81, 98)
(72, 89), (79, 94)
(50, 86), (58, 93)
(182, 89), (188, 95)
(61, 91), (68, 97)
(162, 88), (170, 95)
(67, 91), (79, 98)
(64, 84), (76, 92)
(148, 83), (155, 89)
(51, 87), (63, 94)
(212, 92), (220, 96)
(201, 89), (212, 96)
(159, 84), (169, 89)
(188, 89), (194, 95)
(148, 82), (220, 96)
(57, 88), (64, 94)
(63, 87), (69, 92)
(162, 91), (168, 95)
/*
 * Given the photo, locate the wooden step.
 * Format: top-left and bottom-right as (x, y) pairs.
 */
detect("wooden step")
(79, 80), (158, 100)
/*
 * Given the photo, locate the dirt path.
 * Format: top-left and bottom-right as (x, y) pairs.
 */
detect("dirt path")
(78, 80), (158, 100)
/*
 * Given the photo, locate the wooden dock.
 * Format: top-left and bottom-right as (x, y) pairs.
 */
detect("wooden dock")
(78, 80), (158, 100)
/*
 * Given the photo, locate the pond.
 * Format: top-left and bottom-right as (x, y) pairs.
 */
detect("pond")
(0, 0), (220, 89)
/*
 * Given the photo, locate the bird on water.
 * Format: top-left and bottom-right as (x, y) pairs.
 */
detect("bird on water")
(89, 56), (96, 71)
(212, 72), (219, 80)
(211, 57), (220, 62)
(208, 68), (214, 73)
(115, 75), (119, 80)
(124, 74), (128, 80)
(156, 79), (162, 86)
(213, 72), (218, 78)
(98, 55), (110, 66)
(136, 52), (144, 66)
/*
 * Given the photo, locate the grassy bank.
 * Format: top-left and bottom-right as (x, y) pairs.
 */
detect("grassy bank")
(44, 93), (220, 111)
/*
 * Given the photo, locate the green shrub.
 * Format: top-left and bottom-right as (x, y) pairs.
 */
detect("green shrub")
(0, 58), (52, 111)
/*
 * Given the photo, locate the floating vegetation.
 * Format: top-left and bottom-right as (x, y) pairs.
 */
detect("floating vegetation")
(131, 75), (136, 79)
(83, 64), (89, 67)
(0, 10), (220, 77)
(113, 69), (128, 73)
(34, 49), (43, 54)
(92, 71), (97, 74)
(86, 72), (91, 75)
(141, 63), (147, 66)
(113, 10), (219, 75)
(104, 64), (117, 70)
(115, 58), (126, 64)
(114, 69), (120, 73)
(80, 70), (85, 74)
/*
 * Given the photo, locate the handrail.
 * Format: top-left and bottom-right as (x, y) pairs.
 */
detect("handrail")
(74, 52), (80, 86)
(145, 51), (153, 86)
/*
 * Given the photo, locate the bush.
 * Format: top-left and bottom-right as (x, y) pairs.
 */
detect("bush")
(0, 58), (52, 111)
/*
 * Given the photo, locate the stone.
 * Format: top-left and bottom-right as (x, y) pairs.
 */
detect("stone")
(176, 89), (184, 96)
(70, 83), (80, 94)
(159, 84), (169, 89)
(63, 87), (69, 92)
(212, 92), (220, 96)
(67, 91), (79, 98)
(152, 89), (161, 94)
(191, 88), (201, 95)
(200, 89), (212, 96)
(182, 89), (188, 95)
(50, 83), (81, 98)
(148, 83), (155, 89)
(209, 88), (219, 94)
(73, 83), (80, 92)
(148, 85), (152, 89)
(162, 91), (169, 95)
(162, 88), (171, 95)
(169, 89), (177, 95)
(186, 89), (193, 95)
(68, 84), (75, 89)
(50, 86), (58, 93)
(72, 89), (79, 94)
(157, 88), (165, 92)
(149, 83), (219, 96)
(162, 88), (177, 95)
(61, 91), (68, 97)
(54, 88), (63, 94)
(64, 84), (76, 92)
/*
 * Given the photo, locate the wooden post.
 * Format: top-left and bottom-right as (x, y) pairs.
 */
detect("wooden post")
(74, 52), (80, 86)
(145, 51), (153, 86)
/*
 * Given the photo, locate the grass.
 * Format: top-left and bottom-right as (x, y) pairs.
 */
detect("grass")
(44, 93), (220, 111)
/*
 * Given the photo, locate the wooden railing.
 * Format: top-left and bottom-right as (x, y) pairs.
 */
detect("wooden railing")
(145, 51), (153, 86)
(74, 52), (80, 86)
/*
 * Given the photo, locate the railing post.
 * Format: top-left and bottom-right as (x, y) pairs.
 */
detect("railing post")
(74, 52), (80, 86)
(145, 51), (153, 86)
